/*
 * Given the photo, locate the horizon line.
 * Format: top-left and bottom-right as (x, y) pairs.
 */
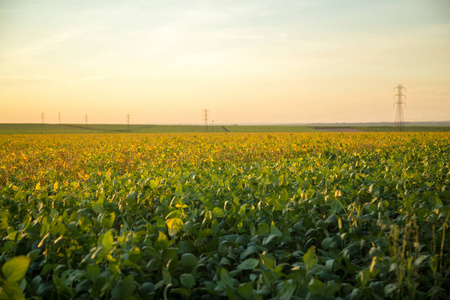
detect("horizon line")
(1, 121), (450, 126)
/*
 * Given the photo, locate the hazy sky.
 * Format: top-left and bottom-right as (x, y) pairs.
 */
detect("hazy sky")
(1, 0), (449, 124)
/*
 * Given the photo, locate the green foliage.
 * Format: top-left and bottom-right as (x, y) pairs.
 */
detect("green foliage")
(0, 256), (30, 300)
(1, 256), (30, 282)
(0, 132), (449, 299)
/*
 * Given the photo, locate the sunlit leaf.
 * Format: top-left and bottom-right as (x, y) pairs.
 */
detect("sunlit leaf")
(2, 256), (30, 282)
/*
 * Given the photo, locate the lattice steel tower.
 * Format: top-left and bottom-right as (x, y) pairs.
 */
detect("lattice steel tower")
(393, 84), (406, 131)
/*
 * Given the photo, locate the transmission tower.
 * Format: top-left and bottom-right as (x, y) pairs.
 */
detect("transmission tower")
(393, 84), (406, 131)
(203, 109), (209, 132)
(127, 114), (130, 131)
(58, 112), (61, 124)
(85, 114), (88, 125)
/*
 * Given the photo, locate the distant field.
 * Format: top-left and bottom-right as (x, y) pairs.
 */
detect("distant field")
(0, 124), (319, 134)
(222, 125), (319, 133)
(0, 123), (449, 134)
(0, 124), (218, 134)
(353, 125), (450, 132)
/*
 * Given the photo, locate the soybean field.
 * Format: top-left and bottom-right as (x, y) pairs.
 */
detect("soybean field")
(0, 133), (449, 299)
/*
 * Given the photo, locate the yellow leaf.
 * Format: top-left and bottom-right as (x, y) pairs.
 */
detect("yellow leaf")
(166, 218), (184, 236)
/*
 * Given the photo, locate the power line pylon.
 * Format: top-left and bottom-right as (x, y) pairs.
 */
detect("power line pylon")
(393, 84), (406, 131)
(58, 112), (61, 124)
(203, 109), (209, 132)
(85, 114), (88, 125)
(127, 114), (130, 131)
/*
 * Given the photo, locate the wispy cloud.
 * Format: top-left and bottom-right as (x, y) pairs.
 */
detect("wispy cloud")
(0, 75), (57, 86)
(7, 29), (83, 59)
(0, 9), (18, 13)
(70, 75), (111, 85)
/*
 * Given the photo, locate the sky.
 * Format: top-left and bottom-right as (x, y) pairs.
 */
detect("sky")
(0, 0), (449, 124)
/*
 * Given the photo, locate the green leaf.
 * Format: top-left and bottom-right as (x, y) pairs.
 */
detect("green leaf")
(166, 218), (184, 236)
(154, 231), (169, 250)
(178, 240), (195, 254)
(101, 212), (115, 229)
(0, 291), (9, 300)
(212, 207), (226, 218)
(149, 179), (158, 189)
(331, 199), (344, 213)
(0, 281), (26, 300)
(356, 269), (371, 287)
(111, 274), (134, 300)
(92, 199), (104, 213)
(260, 254), (276, 270)
(263, 234), (278, 246)
(226, 285), (235, 299)
(270, 224), (283, 237)
(180, 253), (198, 272)
(138, 282), (154, 296)
(198, 228), (212, 240)
(165, 210), (182, 219)
(303, 247), (317, 270)
(175, 184), (183, 196)
(109, 261), (120, 275)
(219, 268), (233, 286)
(279, 280), (296, 300)
(308, 277), (324, 296)
(238, 204), (247, 217)
(2, 256), (30, 282)
(237, 258), (259, 270)
(123, 259), (142, 270)
(325, 281), (341, 297)
(162, 267), (172, 284)
(238, 283), (253, 299)
(240, 246), (258, 260)
(100, 230), (113, 251)
(325, 259), (336, 271)
(86, 264), (100, 281)
(180, 273), (195, 289)
(321, 237), (333, 250)
(76, 279), (93, 293)
(126, 192), (138, 202)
